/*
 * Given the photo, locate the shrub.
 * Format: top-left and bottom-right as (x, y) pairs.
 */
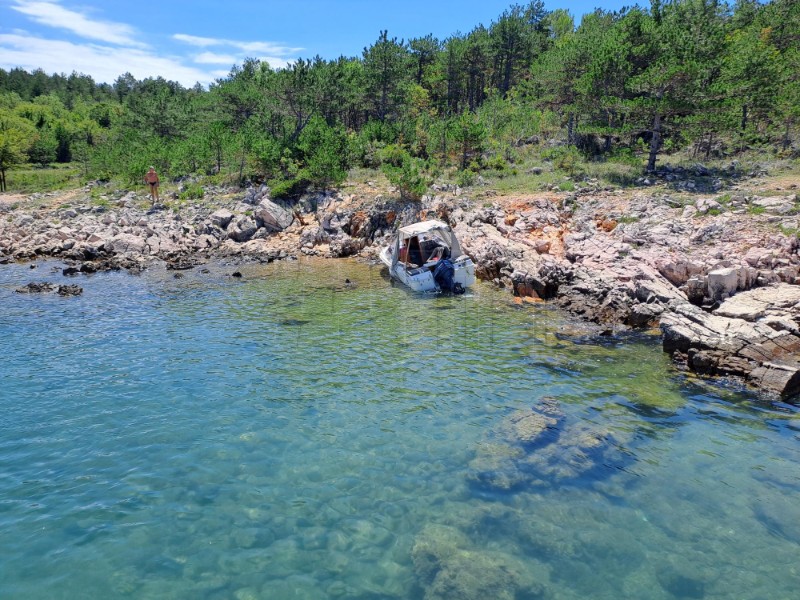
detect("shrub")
(485, 155), (509, 172)
(268, 177), (306, 200)
(456, 169), (476, 187)
(379, 145), (431, 201)
(179, 182), (204, 200)
(543, 146), (585, 176)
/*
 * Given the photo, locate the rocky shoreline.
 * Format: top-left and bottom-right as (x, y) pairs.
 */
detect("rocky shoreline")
(2, 177), (799, 398)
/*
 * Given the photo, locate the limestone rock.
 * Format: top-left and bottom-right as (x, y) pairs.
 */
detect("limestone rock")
(209, 209), (234, 229)
(751, 196), (797, 215)
(227, 216), (258, 242)
(661, 294), (800, 397)
(106, 233), (146, 255)
(328, 236), (364, 258)
(707, 267), (739, 302)
(714, 283), (800, 321)
(255, 199), (294, 232)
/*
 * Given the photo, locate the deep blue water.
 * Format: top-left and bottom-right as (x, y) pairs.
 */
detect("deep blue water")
(1, 258), (798, 600)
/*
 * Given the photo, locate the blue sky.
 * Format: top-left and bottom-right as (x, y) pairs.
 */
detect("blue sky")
(0, 0), (634, 87)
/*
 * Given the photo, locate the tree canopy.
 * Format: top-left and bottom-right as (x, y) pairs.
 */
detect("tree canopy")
(0, 0), (797, 193)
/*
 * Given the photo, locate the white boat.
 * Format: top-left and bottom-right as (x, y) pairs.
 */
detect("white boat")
(379, 220), (476, 293)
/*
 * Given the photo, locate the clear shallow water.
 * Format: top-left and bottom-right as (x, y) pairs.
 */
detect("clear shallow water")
(1, 259), (799, 600)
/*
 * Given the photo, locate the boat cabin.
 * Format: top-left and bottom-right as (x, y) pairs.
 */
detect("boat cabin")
(390, 220), (463, 271)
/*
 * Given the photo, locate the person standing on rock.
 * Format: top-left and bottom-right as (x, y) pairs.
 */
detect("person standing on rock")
(145, 166), (160, 205)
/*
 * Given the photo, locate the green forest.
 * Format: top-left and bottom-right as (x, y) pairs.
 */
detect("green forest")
(0, 0), (797, 196)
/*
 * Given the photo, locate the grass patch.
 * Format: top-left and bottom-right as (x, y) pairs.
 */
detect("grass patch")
(748, 204), (766, 215)
(5, 164), (82, 193)
(583, 160), (640, 188)
(91, 196), (112, 209)
(558, 180), (576, 192)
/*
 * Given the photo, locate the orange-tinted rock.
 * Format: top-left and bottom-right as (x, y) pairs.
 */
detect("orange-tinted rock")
(349, 211), (368, 237)
(598, 219), (618, 232)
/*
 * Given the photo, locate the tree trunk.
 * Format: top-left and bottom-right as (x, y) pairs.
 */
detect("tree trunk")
(784, 120), (792, 151)
(502, 57), (513, 98)
(0, 169), (5, 192)
(741, 104), (748, 133)
(647, 112), (661, 172)
(567, 113), (575, 146)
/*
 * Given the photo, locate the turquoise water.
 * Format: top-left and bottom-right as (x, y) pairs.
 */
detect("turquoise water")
(1, 258), (799, 600)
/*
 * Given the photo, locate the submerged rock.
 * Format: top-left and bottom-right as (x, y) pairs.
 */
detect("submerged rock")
(497, 398), (563, 447)
(468, 396), (635, 492)
(411, 524), (548, 600)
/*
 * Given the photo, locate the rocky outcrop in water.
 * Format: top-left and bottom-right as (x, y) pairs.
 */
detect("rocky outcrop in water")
(661, 284), (800, 396)
(15, 281), (82, 296)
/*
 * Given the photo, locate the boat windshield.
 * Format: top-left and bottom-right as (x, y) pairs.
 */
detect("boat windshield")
(397, 229), (459, 267)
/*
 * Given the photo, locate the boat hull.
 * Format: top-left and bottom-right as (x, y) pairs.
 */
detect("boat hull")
(380, 247), (476, 293)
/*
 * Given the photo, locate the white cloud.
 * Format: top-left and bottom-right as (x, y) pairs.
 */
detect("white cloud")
(256, 56), (295, 69)
(0, 33), (213, 86)
(1, 2), (303, 86)
(231, 40), (303, 56)
(194, 52), (239, 65)
(10, 0), (145, 48)
(173, 33), (302, 60)
(172, 33), (219, 48)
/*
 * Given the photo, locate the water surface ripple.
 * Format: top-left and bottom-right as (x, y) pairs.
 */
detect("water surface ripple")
(1, 259), (798, 599)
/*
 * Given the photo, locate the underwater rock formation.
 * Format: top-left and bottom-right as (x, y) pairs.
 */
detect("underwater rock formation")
(411, 523), (548, 600)
(468, 397), (635, 492)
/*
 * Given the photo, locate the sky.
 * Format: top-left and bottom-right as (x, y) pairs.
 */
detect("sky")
(0, 0), (634, 87)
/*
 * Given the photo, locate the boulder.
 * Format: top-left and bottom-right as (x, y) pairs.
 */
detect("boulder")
(751, 196), (797, 215)
(695, 197), (722, 215)
(329, 236), (364, 258)
(227, 216), (258, 242)
(255, 199), (293, 232)
(209, 209), (234, 229)
(498, 403), (562, 446)
(57, 285), (83, 297)
(656, 259), (706, 287)
(106, 233), (146, 255)
(706, 267), (739, 302)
